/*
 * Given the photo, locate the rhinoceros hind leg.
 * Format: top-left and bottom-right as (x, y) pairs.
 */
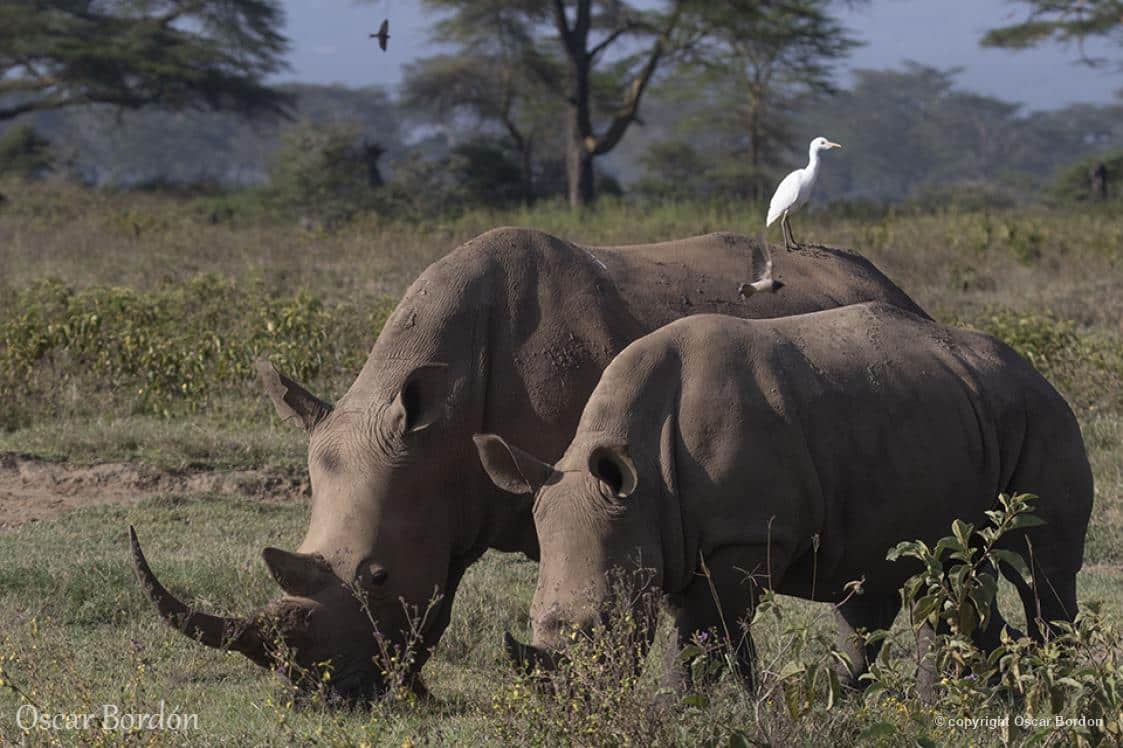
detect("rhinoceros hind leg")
(833, 593), (901, 689)
(999, 551), (1078, 643)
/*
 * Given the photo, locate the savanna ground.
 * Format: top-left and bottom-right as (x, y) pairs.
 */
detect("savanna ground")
(0, 183), (1120, 745)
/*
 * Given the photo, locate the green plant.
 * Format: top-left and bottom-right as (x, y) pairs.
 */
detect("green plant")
(859, 494), (1123, 745)
(0, 125), (53, 180)
(0, 275), (393, 425)
(492, 569), (674, 746)
(1051, 151), (1123, 204)
(268, 121), (383, 229)
(965, 309), (1123, 412)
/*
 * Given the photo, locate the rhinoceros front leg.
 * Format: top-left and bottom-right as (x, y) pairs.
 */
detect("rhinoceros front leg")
(661, 547), (762, 694)
(834, 594), (901, 689)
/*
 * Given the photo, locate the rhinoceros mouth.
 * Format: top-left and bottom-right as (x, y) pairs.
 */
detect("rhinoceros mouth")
(129, 526), (272, 667)
(503, 630), (562, 675)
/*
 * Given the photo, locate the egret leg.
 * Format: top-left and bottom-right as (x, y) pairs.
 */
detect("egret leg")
(783, 213), (800, 250)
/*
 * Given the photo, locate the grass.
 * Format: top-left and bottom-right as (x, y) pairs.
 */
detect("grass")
(1, 182), (1121, 744)
(2, 497), (1121, 744)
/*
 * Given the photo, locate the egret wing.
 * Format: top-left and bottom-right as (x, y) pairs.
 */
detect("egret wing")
(767, 169), (803, 226)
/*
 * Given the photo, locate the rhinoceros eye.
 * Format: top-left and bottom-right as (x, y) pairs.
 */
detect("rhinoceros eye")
(366, 567), (388, 586)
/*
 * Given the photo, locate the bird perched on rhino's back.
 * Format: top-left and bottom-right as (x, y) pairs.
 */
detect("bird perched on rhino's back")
(767, 136), (841, 249)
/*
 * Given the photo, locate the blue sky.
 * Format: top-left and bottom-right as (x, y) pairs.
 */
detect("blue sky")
(280, 0), (1120, 111)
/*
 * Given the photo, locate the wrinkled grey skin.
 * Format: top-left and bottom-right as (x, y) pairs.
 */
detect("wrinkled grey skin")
(479, 303), (1093, 690)
(131, 228), (927, 700)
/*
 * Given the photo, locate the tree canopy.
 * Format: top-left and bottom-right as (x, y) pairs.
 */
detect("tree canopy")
(982, 0), (1123, 67)
(0, 0), (291, 122)
(402, 1), (564, 203)
(672, 0), (859, 198)
(411, 0), (694, 206)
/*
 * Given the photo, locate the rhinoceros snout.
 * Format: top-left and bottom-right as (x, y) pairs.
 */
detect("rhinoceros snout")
(504, 630), (561, 675)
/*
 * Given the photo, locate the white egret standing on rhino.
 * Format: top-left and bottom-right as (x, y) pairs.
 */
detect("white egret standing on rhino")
(766, 137), (841, 249)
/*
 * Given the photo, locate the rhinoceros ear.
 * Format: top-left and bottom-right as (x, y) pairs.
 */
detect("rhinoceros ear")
(473, 434), (557, 495)
(390, 364), (449, 434)
(588, 445), (638, 499)
(262, 547), (334, 598)
(255, 358), (332, 432)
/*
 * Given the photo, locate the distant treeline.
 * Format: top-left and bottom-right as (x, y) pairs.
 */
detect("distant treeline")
(6, 84), (403, 188)
(2, 65), (1121, 208)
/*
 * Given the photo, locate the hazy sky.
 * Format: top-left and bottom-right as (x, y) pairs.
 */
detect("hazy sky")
(280, 0), (1120, 111)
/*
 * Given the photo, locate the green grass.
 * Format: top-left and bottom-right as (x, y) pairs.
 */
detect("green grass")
(1, 496), (1121, 744)
(1, 183), (1122, 744)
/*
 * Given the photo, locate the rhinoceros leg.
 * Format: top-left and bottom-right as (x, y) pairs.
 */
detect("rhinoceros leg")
(999, 551), (1078, 643)
(970, 560), (1025, 653)
(661, 547), (762, 693)
(833, 594), (901, 689)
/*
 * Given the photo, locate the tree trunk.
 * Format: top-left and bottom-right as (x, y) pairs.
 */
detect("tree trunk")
(566, 50), (597, 208)
(567, 128), (596, 207)
(520, 139), (535, 206)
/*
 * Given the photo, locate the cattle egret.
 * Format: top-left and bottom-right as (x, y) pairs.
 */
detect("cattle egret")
(766, 137), (841, 249)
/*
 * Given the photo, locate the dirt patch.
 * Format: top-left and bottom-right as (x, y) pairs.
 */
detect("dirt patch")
(0, 453), (309, 529)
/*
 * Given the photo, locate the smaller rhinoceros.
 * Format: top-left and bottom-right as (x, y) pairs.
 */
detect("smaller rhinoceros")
(474, 303), (1093, 689)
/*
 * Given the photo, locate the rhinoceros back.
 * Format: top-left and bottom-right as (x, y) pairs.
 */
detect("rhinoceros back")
(581, 302), (1090, 599)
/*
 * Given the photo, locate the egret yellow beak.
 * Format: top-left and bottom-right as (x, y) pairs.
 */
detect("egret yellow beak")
(827, 142), (842, 149)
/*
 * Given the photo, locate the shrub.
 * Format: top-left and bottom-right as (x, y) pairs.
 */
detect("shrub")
(862, 493), (1123, 744)
(267, 121), (383, 228)
(0, 125), (53, 181)
(965, 309), (1123, 412)
(0, 276), (393, 426)
(491, 570), (675, 746)
(1052, 151), (1123, 204)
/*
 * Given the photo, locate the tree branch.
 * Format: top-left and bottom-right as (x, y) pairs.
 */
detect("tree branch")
(0, 75), (59, 96)
(591, 6), (683, 156)
(588, 24), (632, 61)
(0, 95), (77, 121)
(553, 0), (573, 49)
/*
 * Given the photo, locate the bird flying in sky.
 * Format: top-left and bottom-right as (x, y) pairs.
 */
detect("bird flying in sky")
(370, 19), (390, 51)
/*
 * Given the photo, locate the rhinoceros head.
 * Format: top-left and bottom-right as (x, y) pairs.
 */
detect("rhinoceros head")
(474, 433), (662, 672)
(131, 358), (462, 701)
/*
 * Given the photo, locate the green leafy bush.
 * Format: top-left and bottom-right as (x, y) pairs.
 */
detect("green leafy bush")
(861, 494), (1123, 745)
(1052, 151), (1123, 204)
(0, 276), (392, 426)
(965, 310), (1123, 411)
(267, 121), (384, 228)
(0, 125), (53, 180)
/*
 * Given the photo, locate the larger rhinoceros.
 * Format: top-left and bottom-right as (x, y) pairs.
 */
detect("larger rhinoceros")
(477, 304), (1092, 689)
(131, 227), (927, 699)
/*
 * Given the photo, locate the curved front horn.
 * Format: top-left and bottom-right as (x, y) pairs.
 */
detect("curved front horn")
(129, 526), (271, 667)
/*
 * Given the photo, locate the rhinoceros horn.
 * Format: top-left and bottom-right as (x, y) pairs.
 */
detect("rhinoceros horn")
(503, 630), (560, 675)
(129, 526), (272, 667)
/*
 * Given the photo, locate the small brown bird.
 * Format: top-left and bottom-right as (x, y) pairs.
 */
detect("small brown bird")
(370, 19), (390, 51)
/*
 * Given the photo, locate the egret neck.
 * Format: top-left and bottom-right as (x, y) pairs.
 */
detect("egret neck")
(805, 142), (822, 186)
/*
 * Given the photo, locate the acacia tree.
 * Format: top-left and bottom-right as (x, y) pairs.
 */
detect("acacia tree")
(415, 0), (692, 207)
(0, 0), (290, 122)
(982, 0), (1123, 66)
(673, 0), (858, 200)
(403, 1), (561, 203)
(549, 0), (689, 206)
